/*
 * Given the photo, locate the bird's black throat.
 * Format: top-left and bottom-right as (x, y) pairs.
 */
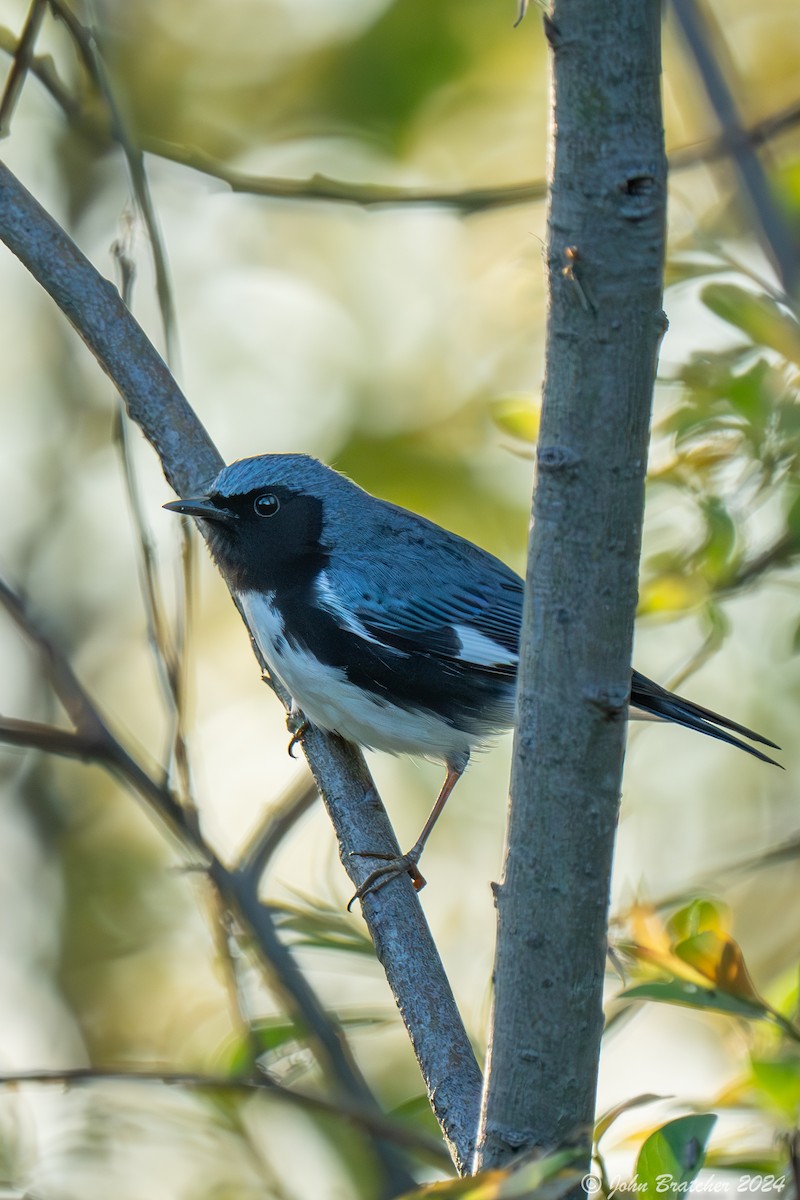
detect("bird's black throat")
(202, 485), (329, 594)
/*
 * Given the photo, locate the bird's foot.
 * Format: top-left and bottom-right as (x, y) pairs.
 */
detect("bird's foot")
(347, 849), (426, 910)
(286, 710), (309, 758)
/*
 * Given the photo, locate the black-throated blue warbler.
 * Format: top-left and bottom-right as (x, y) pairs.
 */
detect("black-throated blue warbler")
(164, 453), (779, 894)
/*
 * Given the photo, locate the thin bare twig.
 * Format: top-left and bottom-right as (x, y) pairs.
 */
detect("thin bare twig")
(49, 0), (180, 363)
(0, 582), (362, 1072)
(114, 396), (196, 810)
(0, 0), (47, 136)
(3, 23), (800, 217)
(0, 26), (83, 118)
(0, 572), (417, 1191)
(46, 0), (92, 74)
(64, 103), (800, 212)
(671, 0), (800, 293)
(0, 716), (105, 761)
(669, 99), (800, 173)
(0, 1068), (449, 1163)
(663, 624), (725, 695)
(207, 884), (276, 1074)
(110, 232), (190, 782)
(0, 576), (144, 757)
(239, 774), (319, 887)
(0, 574), (188, 835)
(612, 831), (800, 926)
(720, 532), (796, 594)
(222, 773), (335, 1078)
(111, 234), (195, 818)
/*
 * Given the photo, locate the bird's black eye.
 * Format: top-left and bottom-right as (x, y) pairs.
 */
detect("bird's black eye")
(254, 493), (280, 517)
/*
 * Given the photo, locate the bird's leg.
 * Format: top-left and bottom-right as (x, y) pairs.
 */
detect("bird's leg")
(286, 704), (310, 758)
(348, 761), (466, 908)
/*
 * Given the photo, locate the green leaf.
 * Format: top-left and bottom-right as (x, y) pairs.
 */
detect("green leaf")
(775, 397), (800, 449)
(725, 358), (774, 431)
(321, 4), (464, 141)
(673, 345), (755, 406)
(701, 284), (800, 366)
(698, 497), (739, 582)
(595, 1094), (667, 1143)
(271, 895), (375, 956)
(700, 600), (731, 643)
(388, 1092), (442, 1140)
(786, 490), (800, 549)
(620, 979), (769, 1021)
(637, 572), (707, 617)
(397, 1149), (583, 1198)
(666, 899), (729, 943)
(489, 396), (540, 444)
(705, 1151), (789, 1173)
(673, 931), (765, 1005)
(665, 258), (729, 287)
(750, 1056), (800, 1123)
(250, 1018), (305, 1054)
(636, 1114), (717, 1191)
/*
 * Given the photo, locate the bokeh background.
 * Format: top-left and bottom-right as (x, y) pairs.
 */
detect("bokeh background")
(0, 0), (799, 1194)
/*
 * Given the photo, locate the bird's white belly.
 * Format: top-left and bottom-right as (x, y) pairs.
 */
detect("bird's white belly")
(239, 590), (473, 764)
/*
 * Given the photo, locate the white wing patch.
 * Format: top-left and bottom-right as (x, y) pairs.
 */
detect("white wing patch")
(453, 624), (518, 669)
(314, 570), (389, 647)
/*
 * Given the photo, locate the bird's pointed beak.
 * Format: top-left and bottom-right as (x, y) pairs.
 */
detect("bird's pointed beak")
(163, 496), (236, 522)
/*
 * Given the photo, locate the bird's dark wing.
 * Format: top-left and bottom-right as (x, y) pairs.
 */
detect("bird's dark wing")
(631, 670), (781, 766)
(318, 544), (524, 675)
(314, 542), (781, 762)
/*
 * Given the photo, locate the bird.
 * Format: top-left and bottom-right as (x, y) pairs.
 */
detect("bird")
(164, 453), (780, 896)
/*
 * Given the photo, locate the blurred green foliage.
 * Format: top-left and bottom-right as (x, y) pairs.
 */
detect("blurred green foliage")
(635, 1114), (717, 1192)
(491, 276), (800, 632)
(606, 895), (800, 1174)
(0, 0), (799, 1194)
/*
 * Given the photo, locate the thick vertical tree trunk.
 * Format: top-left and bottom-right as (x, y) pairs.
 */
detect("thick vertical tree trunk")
(475, 0), (667, 1170)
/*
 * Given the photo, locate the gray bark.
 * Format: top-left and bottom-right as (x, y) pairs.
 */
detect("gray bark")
(0, 158), (482, 1175)
(475, 0), (667, 1171)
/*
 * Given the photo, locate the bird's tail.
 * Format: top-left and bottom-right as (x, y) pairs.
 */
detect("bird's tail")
(630, 670), (781, 767)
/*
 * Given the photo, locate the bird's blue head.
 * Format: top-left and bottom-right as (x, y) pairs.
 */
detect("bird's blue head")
(163, 453), (359, 592)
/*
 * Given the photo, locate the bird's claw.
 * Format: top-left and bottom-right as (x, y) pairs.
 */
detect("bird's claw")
(347, 850), (427, 910)
(286, 712), (309, 758)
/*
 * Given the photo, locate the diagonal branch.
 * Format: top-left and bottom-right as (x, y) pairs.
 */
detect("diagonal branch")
(0, 157), (482, 1173)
